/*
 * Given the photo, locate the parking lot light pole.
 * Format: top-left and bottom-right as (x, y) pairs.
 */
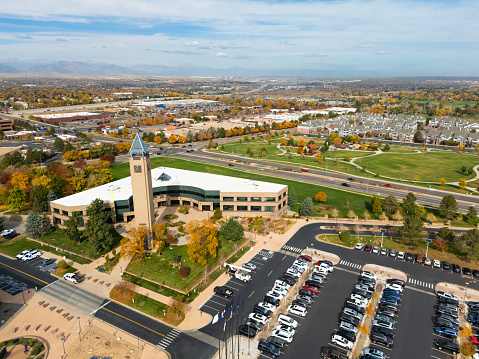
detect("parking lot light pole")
(21, 289), (25, 305)
(78, 316), (82, 341)
(61, 335), (66, 357)
(425, 238), (432, 257)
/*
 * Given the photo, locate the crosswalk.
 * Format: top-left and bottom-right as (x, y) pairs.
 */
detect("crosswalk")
(407, 277), (435, 290)
(339, 260), (362, 270)
(281, 245), (303, 253)
(157, 328), (181, 350)
(258, 250), (275, 259)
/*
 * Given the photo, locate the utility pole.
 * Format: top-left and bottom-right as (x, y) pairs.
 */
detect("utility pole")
(425, 238), (432, 257)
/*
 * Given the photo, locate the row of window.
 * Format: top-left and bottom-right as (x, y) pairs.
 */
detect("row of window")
(222, 196), (278, 202)
(53, 208), (84, 217)
(222, 205), (277, 212)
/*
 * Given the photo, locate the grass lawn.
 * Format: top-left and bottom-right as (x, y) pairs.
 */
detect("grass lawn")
(0, 236), (92, 264)
(355, 151), (479, 182)
(40, 227), (123, 259)
(111, 156), (376, 218)
(126, 236), (248, 292)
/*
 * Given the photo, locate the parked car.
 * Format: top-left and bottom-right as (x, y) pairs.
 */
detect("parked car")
(377, 302), (399, 313)
(424, 257), (432, 266)
(339, 313), (360, 326)
(278, 314), (298, 328)
(372, 325), (394, 339)
(287, 305), (307, 317)
(360, 271), (377, 280)
(301, 168), (309, 172)
(397, 251), (405, 260)
(298, 289), (315, 297)
(463, 267), (472, 276)
(473, 270), (479, 278)
(264, 295), (280, 307)
(405, 252), (414, 262)
(384, 184), (392, 188)
(433, 259), (441, 268)
(370, 331), (393, 348)
(299, 254), (312, 262)
(416, 254), (424, 263)
(16, 249), (34, 260)
(246, 318), (264, 332)
(443, 261), (450, 270)
(376, 308), (395, 318)
(242, 262), (256, 271)
(331, 334), (353, 350)
(436, 314), (459, 327)
(452, 264), (461, 273)
(214, 286), (234, 298)
(302, 285), (319, 294)
(40, 258), (56, 267)
(63, 272), (82, 284)
(372, 246), (379, 254)
(437, 291), (459, 301)
(343, 307), (363, 320)
(364, 244), (372, 252)
(338, 329), (356, 342)
(254, 305), (272, 318)
(258, 339), (281, 358)
(434, 326), (458, 338)
(238, 325), (257, 338)
(433, 339), (460, 354)
(435, 317), (459, 329)
(389, 249), (397, 257)
(386, 278), (405, 287)
(437, 307), (458, 319)
(362, 348), (386, 359)
(355, 243), (364, 250)
(271, 329), (293, 343)
(345, 302), (366, 315)
(266, 336), (286, 349)
(22, 250), (41, 261)
(380, 248), (388, 256)
(339, 321), (358, 334)
(248, 313), (268, 325)
(385, 283), (403, 292)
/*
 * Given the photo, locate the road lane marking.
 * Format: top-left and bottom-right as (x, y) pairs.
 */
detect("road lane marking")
(101, 307), (165, 337)
(248, 291), (255, 298)
(0, 261), (49, 285)
(282, 255), (286, 260)
(268, 271), (273, 276)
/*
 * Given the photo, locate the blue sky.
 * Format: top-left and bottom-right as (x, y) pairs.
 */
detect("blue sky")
(1, 0), (478, 76)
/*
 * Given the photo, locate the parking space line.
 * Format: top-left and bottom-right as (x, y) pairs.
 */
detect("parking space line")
(248, 291), (255, 298)
(201, 304), (219, 312)
(209, 300), (227, 307)
(268, 271), (273, 277)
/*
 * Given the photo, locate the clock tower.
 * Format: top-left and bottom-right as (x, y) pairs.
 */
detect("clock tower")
(129, 134), (155, 243)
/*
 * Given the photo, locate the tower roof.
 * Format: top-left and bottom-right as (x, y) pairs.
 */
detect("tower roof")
(129, 134), (149, 157)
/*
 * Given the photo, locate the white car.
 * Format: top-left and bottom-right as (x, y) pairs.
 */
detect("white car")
(258, 302), (276, 312)
(372, 246), (379, 254)
(350, 294), (368, 307)
(360, 271), (377, 281)
(433, 259), (441, 268)
(275, 324), (295, 336)
(363, 348), (386, 359)
(287, 305), (307, 317)
(286, 268), (301, 278)
(372, 320), (394, 330)
(385, 283), (403, 292)
(313, 267), (329, 275)
(267, 290), (284, 300)
(317, 263), (333, 273)
(63, 273), (82, 284)
(272, 286), (288, 296)
(16, 249), (33, 260)
(278, 314), (298, 328)
(339, 321), (358, 334)
(271, 329), (293, 343)
(290, 264), (305, 273)
(22, 250), (41, 262)
(248, 312), (268, 325)
(274, 280), (290, 290)
(397, 251), (405, 260)
(437, 291), (459, 301)
(355, 243), (364, 250)
(331, 334), (353, 350)
(1, 229), (14, 237)
(380, 248), (388, 256)
(308, 275), (324, 283)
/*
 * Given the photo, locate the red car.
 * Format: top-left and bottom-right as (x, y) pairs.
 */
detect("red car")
(471, 336), (479, 345)
(301, 168), (309, 172)
(302, 285), (319, 294)
(384, 184), (392, 188)
(299, 255), (312, 262)
(364, 244), (372, 252)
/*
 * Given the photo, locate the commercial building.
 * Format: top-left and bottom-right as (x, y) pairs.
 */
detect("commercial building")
(0, 119), (13, 131)
(50, 135), (288, 228)
(34, 111), (114, 124)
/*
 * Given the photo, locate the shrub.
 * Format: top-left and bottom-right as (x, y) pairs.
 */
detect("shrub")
(339, 230), (351, 243)
(461, 342), (476, 356)
(179, 266), (190, 277)
(57, 260), (68, 269)
(166, 233), (176, 244)
(110, 281), (136, 303)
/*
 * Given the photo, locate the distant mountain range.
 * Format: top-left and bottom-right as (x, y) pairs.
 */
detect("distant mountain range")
(0, 59), (385, 77)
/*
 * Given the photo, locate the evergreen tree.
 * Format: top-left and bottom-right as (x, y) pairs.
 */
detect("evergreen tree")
(219, 217), (244, 241)
(65, 212), (82, 244)
(300, 197), (314, 216)
(47, 190), (57, 210)
(49, 175), (66, 198)
(400, 215), (424, 246)
(401, 192), (418, 216)
(25, 211), (52, 238)
(467, 206), (478, 223)
(213, 208), (222, 220)
(438, 195), (458, 221)
(288, 187), (297, 207)
(53, 137), (65, 152)
(84, 199), (114, 252)
(30, 185), (50, 213)
(383, 194), (399, 216)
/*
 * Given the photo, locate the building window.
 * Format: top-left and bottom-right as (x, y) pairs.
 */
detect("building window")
(237, 206), (248, 211)
(251, 206), (262, 212)
(182, 200), (191, 206)
(265, 197), (275, 202)
(236, 197), (248, 202)
(223, 205), (234, 211)
(62, 210), (68, 217)
(53, 217), (61, 225)
(202, 205), (211, 211)
(222, 197), (234, 202)
(73, 211), (83, 216)
(278, 204), (282, 210)
(54, 208), (60, 214)
(251, 197), (262, 202)
(265, 206), (274, 212)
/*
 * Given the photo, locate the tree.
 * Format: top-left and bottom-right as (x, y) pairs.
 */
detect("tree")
(219, 217), (244, 241)
(379, 212), (387, 221)
(29, 185), (49, 213)
(383, 195), (399, 216)
(425, 213), (437, 223)
(25, 211), (52, 238)
(436, 227), (454, 242)
(433, 238), (449, 253)
(11, 172), (29, 190)
(300, 197), (314, 216)
(460, 342), (476, 357)
(6, 187), (26, 211)
(288, 187), (297, 207)
(461, 165), (467, 173)
(84, 199), (114, 252)
(413, 130), (423, 143)
(363, 210), (370, 221)
(65, 212), (82, 244)
(47, 190), (57, 208)
(399, 215), (424, 246)
(467, 206), (478, 223)
(439, 178), (447, 185)
(316, 154), (323, 164)
(461, 229), (479, 262)
(213, 208), (222, 220)
(120, 225), (148, 264)
(339, 230), (352, 245)
(168, 134), (177, 143)
(401, 192), (417, 216)
(152, 223), (166, 252)
(459, 178), (467, 189)
(331, 208), (339, 222)
(391, 209), (403, 223)
(370, 196), (382, 215)
(314, 191), (327, 203)
(439, 195), (458, 221)
(53, 137), (65, 152)
(348, 210), (356, 220)
(185, 219), (218, 266)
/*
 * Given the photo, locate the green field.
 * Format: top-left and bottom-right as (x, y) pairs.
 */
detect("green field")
(355, 151), (479, 182)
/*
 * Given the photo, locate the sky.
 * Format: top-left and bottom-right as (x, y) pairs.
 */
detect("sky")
(1, 0), (478, 76)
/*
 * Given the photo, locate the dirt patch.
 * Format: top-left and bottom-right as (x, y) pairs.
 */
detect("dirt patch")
(67, 324), (143, 359)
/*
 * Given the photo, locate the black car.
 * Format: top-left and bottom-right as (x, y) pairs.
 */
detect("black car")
(339, 313), (360, 326)
(281, 273), (297, 282)
(347, 177), (354, 181)
(386, 278), (405, 287)
(40, 258), (56, 267)
(352, 288), (372, 299)
(372, 325), (394, 339)
(228, 163), (234, 167)
(433, 339), (460, 354)
(452, 264), (461, 273)
(214, 286), (233, 298)
(468, 314), (479, 324)
(254, 305), (272, 318)
(370, 331), (393, 348)
(292, 299), (309, 308)
(246, 319), (264, 332)
(437, 314), (459, 326)
(238, 325), (256, 338)
(266, 336), (286, 349)
(321, 346), (348, 359)
(305, 280), (322, 288)
(264, 295), (280, 307)
(438, 303), (458, 313)
(2, 231), (17, 239)
(435, 317), (458, 329)
(473, 270), (479, 278)
(376, 308), (395, 318)
(258, 340), (281, 358)
(337, 328), (356, 342)
(468, 301), (479, 308)
(463, 267), (472, 275)
(280, 276), (296, 286)
(378, 302), (399, 312)
(405, 252), (414, 262)
(299, 289), (315, 297)
(437, 297), (459, 306)
(345, 302), (366, 315)
(437, 307), (458, 318)
(341, 182), (350, 187)
(443, 261), (450, 270)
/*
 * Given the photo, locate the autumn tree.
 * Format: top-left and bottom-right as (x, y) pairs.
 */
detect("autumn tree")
(316, 154), (323, 164)
(120, 225), (148, 264)
(391, 209), (403, 223)
(370, 196), (382, 215)
(383, 195), (399, 216)
(459, 178), (467, 189)
(11, 172), (29, 190)
(298, 138), (306, 147)
(186, 219), (218, 270)
(348, 210), (356, 220)
(314, 191), (327, 203)
(434, 238), (449, 253)
(439, 178), (447, 185)
(152, 223), (166, 252)
(168, 134), (177, 143)
(379, 211), (387, 221)
(331, 208), (339, 222)
(6, 187), (26, 211)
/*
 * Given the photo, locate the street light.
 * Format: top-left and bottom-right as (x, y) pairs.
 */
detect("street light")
(77, 316), (82, 342)
(61, 335), (66, 357)
(425, 238), (432, 257)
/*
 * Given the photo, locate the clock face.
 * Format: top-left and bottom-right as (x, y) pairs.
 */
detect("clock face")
(134, 165), (142, 173)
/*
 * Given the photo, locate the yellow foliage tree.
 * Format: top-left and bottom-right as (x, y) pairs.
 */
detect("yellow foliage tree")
(298, 138), (306, 147)
(11, 172), (30, 191)
(316, 154), (323, 164)
(225, 130), (233, 137)
(280, 139), (286, 145)
(360, 143), (367, 150)
(459, 326), (473, 339)
(152, 223), (166, 253)
(31, 174), (51, 188)
(314, 191), (327, 202)
(154, 136), (163, 144)
(120, 225), (148, 265)
(185, 219), (218, 266)
(63, 150), (79, 161)
(168, 134), (177, 143)
(439, 178), (447, 185)
(459, 178), (467, 189)
(178, 136), (187, 143)
(69, 176), (86, 193)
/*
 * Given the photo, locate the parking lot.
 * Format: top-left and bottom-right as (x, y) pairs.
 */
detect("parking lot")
(18, 255), (58, 273)
(0, 274), (28, 296)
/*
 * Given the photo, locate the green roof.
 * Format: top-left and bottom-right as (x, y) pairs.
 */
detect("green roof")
(129, 134), (149, 157)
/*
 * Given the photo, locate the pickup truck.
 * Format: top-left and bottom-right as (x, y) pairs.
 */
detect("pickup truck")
(214, 286), (234, 298)
(227, 268), (252, 282)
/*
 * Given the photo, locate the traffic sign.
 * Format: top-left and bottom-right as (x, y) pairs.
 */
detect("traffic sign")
(426, 238), (432, 243)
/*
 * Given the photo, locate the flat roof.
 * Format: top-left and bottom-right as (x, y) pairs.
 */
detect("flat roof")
(52, 166), (287, 207)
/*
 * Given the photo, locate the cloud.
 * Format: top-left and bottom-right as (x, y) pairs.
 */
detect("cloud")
(215, 52), (229, 57)
(294, 53), (328, 58)
(55, 38), (68, 41)
(357, 44), (373, 48)
(376, 51), (396, 55)
(161, 50), (202, 55)
(15, 34), (33, 39)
